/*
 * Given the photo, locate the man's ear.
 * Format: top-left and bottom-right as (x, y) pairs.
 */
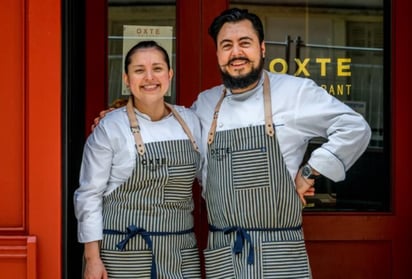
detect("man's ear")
(261, 41), (266, 58)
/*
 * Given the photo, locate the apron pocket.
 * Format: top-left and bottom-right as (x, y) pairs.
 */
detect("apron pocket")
(204, 246), (235, 278)
(181, 247), (201, 278)
(261, 240), (310, 279)
(101, 249), (152, 278)
(165, 163), (197, 202)
(232, 148), (269, 190)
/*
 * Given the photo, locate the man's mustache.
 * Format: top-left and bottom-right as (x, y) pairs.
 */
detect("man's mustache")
(219, 57), (251, 67)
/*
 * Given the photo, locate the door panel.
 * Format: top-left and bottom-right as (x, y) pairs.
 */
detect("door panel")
(307, 240), (391, 279)
(0, 0), (25, 233)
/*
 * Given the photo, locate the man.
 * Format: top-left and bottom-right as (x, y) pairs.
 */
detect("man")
(191, 8), (371, 278)
(94, 8), (371, 278)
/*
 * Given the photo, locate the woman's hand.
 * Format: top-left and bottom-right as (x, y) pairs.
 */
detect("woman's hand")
(83, 241), (108, 279)
(83, 257), (108, 279)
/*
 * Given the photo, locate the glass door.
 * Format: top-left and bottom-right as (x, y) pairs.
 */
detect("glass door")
(230, 0), (389, 212)
(221, 1), (393, 278)
(108, 1), (177, 104)
(74, 1), (410, 278)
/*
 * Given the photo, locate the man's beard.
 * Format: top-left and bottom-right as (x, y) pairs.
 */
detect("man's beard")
(220, 58), (264, 90)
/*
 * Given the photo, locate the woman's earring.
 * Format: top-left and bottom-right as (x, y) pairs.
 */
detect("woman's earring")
(122, 85), (131, 95)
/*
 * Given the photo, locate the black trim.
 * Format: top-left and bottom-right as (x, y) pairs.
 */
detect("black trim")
(62, 0), (86, 278)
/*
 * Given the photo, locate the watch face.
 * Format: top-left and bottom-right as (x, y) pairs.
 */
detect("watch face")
(302, 165), (312, 178)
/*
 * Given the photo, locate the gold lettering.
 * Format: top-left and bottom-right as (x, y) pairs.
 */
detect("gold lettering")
(316, 58), (331, 76)
(336, 84), (344, 95)
(294, 58), (310, 76)
(268, 57), (352, 78)
(329, 84), (335, 95)
(337, 58), (351, 76)
(321, 84), (352, 96)
(269, 58), (288, 74)
(346, 84), (352, 95)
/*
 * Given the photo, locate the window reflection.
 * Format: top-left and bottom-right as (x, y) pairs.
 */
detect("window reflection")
(231, 0), (389, 211)
(108, 1), (176, 105)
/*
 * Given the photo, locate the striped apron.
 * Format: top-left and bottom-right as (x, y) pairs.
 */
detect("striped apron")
(101, 97), (201, 279)
(203, 73), (311, 278)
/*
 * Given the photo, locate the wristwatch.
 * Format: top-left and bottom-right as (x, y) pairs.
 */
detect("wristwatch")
(301, 164), (320, 180)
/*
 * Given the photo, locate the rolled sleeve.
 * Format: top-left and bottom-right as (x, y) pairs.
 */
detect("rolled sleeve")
(292, 78), (371, 182)
(308, 147), (346, 182)
(300, 81), (371, 182)
(76, 213), (103, 243)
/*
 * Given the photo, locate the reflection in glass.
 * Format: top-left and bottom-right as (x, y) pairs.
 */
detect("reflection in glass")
(231, 0), (389, 211)
(108, 1), (176, 105)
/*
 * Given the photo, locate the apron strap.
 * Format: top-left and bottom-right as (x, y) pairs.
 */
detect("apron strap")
(127, 96), (145, 155)
(207, 89), (227, 145)
(207, 71), (274, 145)
(126, 96), (200, 155)
(165, 103), (200, 152)
(263, 73), (275, 137)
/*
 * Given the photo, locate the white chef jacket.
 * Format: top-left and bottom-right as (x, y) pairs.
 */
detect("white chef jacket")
(74, 105), (202, 243)
(192, 70), (371, 190)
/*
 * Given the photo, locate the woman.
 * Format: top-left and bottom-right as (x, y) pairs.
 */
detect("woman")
(74, 41), (202, 279)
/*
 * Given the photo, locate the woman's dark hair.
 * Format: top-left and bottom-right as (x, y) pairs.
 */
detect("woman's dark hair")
(124, 40), (170, 73)
(208, 8), (264, 46)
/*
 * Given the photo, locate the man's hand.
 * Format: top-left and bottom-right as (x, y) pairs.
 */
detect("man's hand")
(91, 98), (128, 131)
(91, 108), (114, 131)
(295, 168), (316, 206)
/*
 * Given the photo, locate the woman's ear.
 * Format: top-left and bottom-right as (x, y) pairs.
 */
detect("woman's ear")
(169, 68), (174, 81)
(123, 72), (129, 87)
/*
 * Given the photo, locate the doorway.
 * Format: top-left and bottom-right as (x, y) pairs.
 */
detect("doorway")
(63, 1), (404, 278)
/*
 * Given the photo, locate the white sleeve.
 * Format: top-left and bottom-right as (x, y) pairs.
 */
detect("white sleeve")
(73, 123), (113, 243)
(295, 79), (371, 181)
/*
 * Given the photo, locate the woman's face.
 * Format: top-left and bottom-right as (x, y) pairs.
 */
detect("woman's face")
(124, 47), (173, 105)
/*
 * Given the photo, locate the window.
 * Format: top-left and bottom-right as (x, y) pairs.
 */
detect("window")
(108, 0), (177, 105)
(231, 0), (389, 211)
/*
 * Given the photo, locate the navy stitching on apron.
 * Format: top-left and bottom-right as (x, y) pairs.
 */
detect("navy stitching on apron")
(209, 224), (302, 265)
(104, 225), (194, 279)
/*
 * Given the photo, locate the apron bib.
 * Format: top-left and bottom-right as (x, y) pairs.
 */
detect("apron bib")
(101, 97), (201, 279)
(204, 73), (311, 279)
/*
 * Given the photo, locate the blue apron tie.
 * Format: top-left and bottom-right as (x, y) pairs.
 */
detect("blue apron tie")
(104, 225), (194, 279)
(223, 226), (254, 265)
(115, 225), (152, 250)
(104, 225), (156, 279)
(209, 224), (302, 265)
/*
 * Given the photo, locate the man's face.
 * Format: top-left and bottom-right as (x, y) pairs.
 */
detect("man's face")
(216, 19), (265, 92)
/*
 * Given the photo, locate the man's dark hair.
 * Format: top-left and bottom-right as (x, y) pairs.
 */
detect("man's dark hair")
(208, 8), (264, 46)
